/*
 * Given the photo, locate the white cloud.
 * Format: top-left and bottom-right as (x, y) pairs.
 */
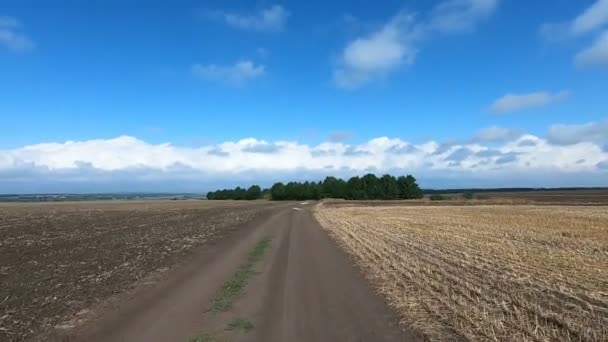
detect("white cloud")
(575, 30), (608, 66)
(334, 13), (420, 89)
(542, 0), (608, 39)
(0, 16), (34, 51)
(547, 120), (608, 145)
(212, 5), (289, 32)
(490, 90), (570, 114)
(192, 60), (265, 86)
(571, 0), (608, 35)
(2, 121), (607, 192)
(334, 0), (498, 88)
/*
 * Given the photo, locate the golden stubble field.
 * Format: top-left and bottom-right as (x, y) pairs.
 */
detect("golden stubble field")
(315, 204), (608, 341)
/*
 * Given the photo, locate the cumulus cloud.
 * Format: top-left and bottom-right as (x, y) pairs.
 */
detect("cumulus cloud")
(475, 149), (502, 157)
(192, 60), (265, 86)
(0, 16), (34, 51)
(445, 147), (474, 161)
(333, 13), (420, 89)
(490, 90), (570, 114)
(518, 139), (538, 147)
(208, 5), (289, 32)
(575, 30), (608, 67)
(495, 152), (519, 164)
(387, 144), (418, 154)
(1, 122), (608, 192)
(547, 120), (608, 145)
(241, 141), (282, 154)
(334, 0), (498, 88)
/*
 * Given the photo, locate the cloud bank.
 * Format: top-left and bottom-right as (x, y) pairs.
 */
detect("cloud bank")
(1, 121), (607, 193)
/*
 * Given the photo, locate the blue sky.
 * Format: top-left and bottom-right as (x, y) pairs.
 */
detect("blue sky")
(1, 0), (607, 192)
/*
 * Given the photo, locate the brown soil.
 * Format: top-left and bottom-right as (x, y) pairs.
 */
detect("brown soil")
(0, 200), (282, 341)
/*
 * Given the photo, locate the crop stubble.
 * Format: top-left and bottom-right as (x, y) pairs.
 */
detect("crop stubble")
(315, 205), (608, 341)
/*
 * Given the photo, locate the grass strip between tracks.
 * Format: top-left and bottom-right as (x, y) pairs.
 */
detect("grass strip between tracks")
(209, 238), (271, 313)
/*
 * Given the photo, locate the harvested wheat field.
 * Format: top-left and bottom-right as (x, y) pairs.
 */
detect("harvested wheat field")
(315, 205), (608, 341)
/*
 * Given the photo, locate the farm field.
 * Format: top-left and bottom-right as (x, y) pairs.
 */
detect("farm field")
(0, 200), (417, 342)
(0, 200), (279, 341)
(321, 188), (608, 207)
(315, 204), (608, 341)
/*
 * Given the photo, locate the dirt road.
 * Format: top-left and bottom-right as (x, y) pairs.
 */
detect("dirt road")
(64, 203), (419, 342)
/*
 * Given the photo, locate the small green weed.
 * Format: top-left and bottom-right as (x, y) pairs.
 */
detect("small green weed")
(189, 334), (229, 342)
(210, 238), (271, 313)
(226, 318), (254, 332)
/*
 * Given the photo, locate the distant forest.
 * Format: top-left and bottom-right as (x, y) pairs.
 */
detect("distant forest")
(206, 174), (423, 201)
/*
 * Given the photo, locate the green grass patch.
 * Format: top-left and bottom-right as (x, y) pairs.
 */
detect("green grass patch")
(210, 238), (271, 313)
(189, 334), (229, 342)
(226, 318), (254, 332)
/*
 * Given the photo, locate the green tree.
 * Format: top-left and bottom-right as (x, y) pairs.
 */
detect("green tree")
(321, 176), (346, 198)
(380, 174), (399, 199)
(347, 176), (365, 200)
(405, 175), (423, 199)
(270, 182), (286, 200)
(397, 175), (423, 199)
(211, 173), (422, 201)
(361, 173), (382, 199)
(246, 185), (262, 200)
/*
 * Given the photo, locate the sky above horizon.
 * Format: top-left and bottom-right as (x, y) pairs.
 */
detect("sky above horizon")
(1, 0), (607, 193)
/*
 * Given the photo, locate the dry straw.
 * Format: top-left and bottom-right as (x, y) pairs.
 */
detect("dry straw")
(315, 205), (608, 341)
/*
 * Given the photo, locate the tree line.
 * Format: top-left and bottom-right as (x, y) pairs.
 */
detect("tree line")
(207, 174), (423, 201)
(206, 185), (263, 200)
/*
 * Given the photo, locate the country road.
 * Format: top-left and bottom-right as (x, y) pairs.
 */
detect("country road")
(64, 203), (420, 342)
